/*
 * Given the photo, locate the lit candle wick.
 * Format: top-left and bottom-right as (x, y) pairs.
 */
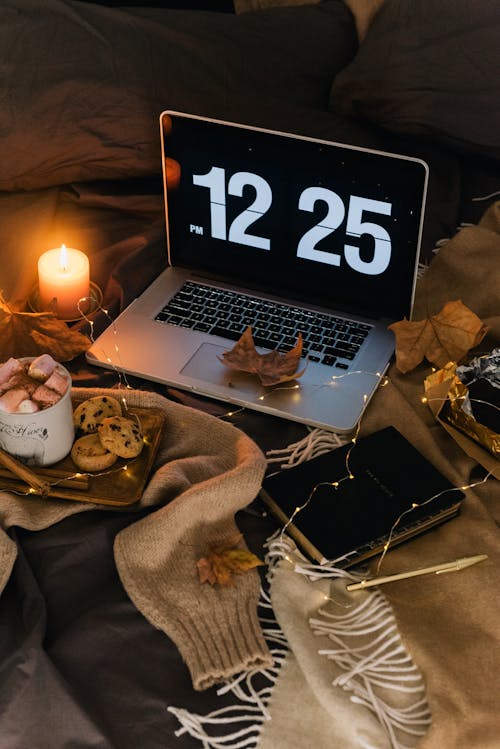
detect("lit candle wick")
(59, 244), (68, 272)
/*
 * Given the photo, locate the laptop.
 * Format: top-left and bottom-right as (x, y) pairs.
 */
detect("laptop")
(86, 111), (428, 433)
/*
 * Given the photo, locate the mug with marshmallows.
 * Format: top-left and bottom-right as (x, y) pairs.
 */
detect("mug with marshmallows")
(0, 354), (74, 466)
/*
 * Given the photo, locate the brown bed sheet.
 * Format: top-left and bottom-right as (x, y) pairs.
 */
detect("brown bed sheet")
(1, 188), (499, 749)
(0, 2), (499, 746)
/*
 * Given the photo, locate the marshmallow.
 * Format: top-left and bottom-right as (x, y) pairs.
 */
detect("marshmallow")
(1, 372), (38, 397)
(28, 354), (58, 382)
(0, 388), (30, 413)
(0, 356), (70, 413)
(18, 399), (40, 413)
(32, 384), (61, 409)
(44, 369), (69, 396)
(0, 357), (23, 386)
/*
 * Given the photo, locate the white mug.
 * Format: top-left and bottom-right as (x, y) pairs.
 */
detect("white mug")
(0, 360), (74, 467)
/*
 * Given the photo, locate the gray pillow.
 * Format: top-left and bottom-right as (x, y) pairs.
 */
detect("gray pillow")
(330, 0), (500, 159)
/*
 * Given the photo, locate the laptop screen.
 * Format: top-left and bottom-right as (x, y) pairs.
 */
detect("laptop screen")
(161, 112), (428, 321)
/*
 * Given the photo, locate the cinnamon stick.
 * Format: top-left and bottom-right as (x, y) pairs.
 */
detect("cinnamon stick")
(0, 447), (51, 496)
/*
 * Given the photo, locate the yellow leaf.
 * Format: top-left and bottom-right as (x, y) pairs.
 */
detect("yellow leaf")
(197, 544), (264, 587)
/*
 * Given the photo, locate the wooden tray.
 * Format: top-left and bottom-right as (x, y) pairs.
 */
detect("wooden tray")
(0, 405), (165, 506)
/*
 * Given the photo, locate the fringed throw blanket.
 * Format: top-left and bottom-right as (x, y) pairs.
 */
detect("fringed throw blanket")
(261, 538), (431, 749)
(170, 202), (500, 748)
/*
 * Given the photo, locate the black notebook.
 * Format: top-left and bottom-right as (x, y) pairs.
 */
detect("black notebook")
(260, 427), (464, 567)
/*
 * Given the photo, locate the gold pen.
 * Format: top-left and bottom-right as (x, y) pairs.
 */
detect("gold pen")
(346, 554), (488, 592)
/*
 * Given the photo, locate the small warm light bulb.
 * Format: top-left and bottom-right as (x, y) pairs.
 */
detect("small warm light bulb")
(421, 396), (428, 403)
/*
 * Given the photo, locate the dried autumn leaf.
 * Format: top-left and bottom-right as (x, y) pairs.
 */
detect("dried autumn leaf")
(0, 292), (91, 363)
(219, 326), (306, 387)
(389, 300), (488, 374)
(197, 545), (264, 587)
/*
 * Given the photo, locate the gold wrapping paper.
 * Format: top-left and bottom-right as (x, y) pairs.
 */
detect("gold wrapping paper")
(424, 363), (500, 479)
(442, 378), (499, 458)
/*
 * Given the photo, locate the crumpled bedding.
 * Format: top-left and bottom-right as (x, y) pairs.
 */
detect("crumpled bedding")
(0, 0), (358, 191)
(2, 0), (495, 306)
(0, 1), (499, 747)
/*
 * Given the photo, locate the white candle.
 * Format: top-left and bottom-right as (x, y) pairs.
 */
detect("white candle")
(38, 245), (90, 319)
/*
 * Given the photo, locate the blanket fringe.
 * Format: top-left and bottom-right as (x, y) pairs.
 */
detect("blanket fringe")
(268, 534), (431, 749)
(266, 427), (349, 470)
(167, 587), (288, 749)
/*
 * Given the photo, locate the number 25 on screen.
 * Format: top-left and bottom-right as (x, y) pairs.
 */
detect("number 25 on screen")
(193, 167), (392, 276)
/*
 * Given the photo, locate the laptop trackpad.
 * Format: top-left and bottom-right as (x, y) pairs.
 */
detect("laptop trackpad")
(181, 342), (274, 396)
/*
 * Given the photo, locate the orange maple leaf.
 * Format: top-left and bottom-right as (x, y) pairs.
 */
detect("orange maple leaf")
(219, 326), (306, 387)
(197, 544), (264, 587)
(0, 292), (91, 362)
(389, 300), (488, 374)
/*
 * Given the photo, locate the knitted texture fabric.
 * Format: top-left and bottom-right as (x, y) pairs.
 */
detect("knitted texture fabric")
(0, 387), (272, 690)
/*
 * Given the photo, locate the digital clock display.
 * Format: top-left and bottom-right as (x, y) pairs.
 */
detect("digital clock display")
(161, 113), (428, 321)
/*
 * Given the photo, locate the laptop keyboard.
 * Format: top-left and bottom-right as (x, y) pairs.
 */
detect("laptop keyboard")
(154, 281), (372, 368)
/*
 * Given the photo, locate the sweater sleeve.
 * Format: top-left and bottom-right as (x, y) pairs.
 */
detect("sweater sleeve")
(112, 393), (273, 690)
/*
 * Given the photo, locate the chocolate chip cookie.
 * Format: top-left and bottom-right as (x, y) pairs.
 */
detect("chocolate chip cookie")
(73, 395), (122, 433)
(71, 433), (119, 472)
(97, 415), (144, 459)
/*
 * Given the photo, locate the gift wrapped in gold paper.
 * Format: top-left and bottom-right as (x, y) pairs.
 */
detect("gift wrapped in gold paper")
(442, 376), (499, 458)
(424, 351), (500, 476)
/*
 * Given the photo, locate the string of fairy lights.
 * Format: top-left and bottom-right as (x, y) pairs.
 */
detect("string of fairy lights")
(2, 293), (497, 590)
(4, 461), (136, 499)
(239, 365), (496, 586)
(78, 297), (134, 393)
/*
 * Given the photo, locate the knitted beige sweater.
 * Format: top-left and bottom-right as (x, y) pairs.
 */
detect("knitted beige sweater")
(0, 387), (272, 690)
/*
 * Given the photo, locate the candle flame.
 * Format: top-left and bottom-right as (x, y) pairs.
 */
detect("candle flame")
(59, 244), (68, 272)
